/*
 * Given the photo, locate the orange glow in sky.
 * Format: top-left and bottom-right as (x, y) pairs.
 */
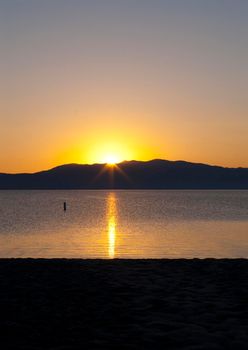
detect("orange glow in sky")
(86, 141), (133, 165)
(52, 131), (160, 171)
(1, 1), (248, 173)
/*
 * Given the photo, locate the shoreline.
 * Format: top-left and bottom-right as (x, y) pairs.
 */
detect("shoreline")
(1, 259), (248, 349)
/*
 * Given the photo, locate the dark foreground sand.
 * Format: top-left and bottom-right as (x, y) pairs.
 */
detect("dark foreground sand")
(0, 259), (248, 350)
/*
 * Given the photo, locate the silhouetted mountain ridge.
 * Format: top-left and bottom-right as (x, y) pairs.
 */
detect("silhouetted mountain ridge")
(0, 159), (248, 189)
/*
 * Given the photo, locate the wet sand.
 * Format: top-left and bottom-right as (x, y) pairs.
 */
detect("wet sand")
(0, 259), (248, 349)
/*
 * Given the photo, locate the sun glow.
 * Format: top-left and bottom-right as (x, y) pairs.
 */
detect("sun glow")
(86, 142), (133, 165)
(103, 154), (121, 165)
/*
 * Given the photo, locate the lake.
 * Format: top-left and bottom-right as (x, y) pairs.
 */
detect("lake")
(0, 190), (247, 258)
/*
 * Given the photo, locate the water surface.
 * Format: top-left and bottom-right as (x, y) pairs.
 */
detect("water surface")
(0, 190), (247, 258)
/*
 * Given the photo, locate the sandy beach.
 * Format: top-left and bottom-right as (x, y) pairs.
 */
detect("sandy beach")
(0, 259), (248, 349)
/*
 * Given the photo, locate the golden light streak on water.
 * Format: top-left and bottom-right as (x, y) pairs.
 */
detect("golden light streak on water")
(107, 193), (117, 258)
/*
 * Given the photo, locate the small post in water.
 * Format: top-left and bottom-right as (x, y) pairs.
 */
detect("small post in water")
(64, 201), (67, 211)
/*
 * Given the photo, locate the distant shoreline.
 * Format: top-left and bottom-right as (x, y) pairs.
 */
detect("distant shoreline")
(1, 188), (248, 190)
(1, 160), (248, 189)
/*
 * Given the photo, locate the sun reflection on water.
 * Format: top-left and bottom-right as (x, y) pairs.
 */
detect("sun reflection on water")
(107, 193), (117, 258)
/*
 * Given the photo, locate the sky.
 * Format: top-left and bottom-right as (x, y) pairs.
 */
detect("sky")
(1, 0), (248, 173)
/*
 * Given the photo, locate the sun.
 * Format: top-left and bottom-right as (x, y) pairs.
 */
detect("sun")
(103, 154), (121, 165)
(86, 142), (133, 165)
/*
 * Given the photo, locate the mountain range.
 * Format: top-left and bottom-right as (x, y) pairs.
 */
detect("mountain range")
(0, 159), (248, 189)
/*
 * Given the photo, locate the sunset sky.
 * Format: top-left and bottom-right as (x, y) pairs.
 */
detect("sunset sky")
(1, 0), (248, 173)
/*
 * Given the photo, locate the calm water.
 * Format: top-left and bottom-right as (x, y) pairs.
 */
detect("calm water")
(0, 190), (248, 258)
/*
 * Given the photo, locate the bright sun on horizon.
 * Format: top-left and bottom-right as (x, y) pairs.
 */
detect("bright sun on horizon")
(85, 142), (135, 166)
(102, 154), (122, 165)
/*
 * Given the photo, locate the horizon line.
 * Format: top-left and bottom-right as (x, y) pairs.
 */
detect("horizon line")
(1, 158), (247, 175)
